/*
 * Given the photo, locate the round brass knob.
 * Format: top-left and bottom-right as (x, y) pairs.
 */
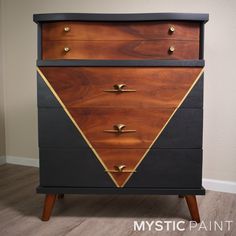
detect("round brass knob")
(169, 26), (175, 33)
(169, 46), (175, 53)
(64, 27), (70, 32)
(64, 47), (70, 52)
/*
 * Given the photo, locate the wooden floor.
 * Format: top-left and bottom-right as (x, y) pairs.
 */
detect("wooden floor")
(0, 164), (235, 236)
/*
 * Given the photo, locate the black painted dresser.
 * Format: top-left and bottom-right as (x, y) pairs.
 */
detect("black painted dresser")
(33, 13), (209, 221)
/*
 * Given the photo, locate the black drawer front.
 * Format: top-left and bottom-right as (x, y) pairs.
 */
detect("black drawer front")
(40, 148), (202, 188)
(38, 108), (202, 149)
(38, 108), (88, 148)
(126, 149), (202, 188)
(154, 108), (203, 148)
(37, 73), (203, 109)
(40, 148), (114, 187)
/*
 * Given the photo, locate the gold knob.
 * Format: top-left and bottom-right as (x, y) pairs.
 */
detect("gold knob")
(113, 124), (126, 133)
(104, 84), (136, 93)
(64, 26), (70, 32)
(104, 124), (136, 133)
(114, 165), (126, 172)
(64, 47), (70, 52)
(113, 84), (126, 91)
(169, 46), (175, 53)
(169, 26), (175, 33)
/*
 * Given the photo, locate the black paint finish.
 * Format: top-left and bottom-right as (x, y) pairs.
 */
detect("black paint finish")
(37, 24), (42, 60)
(153, 109), (203, 148)
(38, 108), (88, 148)
(126, 149), (202, 188)
(33, 13), (209, 23)
(181, 75), (203, 108)
(40, 148), (114, 187)
(37, 72), (60, 107)
(37, 60), (205, 67)
(39, 148), (202, 189)
(37, 186), (205, 195)
(199, 24), (205, 59)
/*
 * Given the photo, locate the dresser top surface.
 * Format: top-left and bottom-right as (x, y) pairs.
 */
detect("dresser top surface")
(33, 13), (209, 24)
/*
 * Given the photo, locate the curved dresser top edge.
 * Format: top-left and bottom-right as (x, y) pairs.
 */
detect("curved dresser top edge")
(33, 13), (209, 23)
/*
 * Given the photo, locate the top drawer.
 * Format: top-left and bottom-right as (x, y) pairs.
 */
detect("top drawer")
(42, 21), (200, 60)
(42, 21), (200, 41)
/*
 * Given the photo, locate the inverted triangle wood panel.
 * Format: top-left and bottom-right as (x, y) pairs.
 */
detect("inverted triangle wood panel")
(37, 67), (203, 187)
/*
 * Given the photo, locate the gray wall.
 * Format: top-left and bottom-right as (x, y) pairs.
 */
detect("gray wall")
(1, 0), (236, 182)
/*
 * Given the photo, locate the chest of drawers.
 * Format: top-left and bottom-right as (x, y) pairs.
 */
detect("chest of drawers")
(34, 13), (208, 221)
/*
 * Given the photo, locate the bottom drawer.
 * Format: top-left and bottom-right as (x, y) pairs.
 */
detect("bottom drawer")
(127, 148), (202, 188)
(39, 148), (202, 188)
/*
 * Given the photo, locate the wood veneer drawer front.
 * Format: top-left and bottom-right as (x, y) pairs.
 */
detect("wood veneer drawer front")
(38, 108), (202, 149)
(39, 148), (202, 188)
(38, 67), (202, 108)
(42, 39), (199, 60)
(68, 107), (202, 149)
(42, 21), (200, 41)
(69, 107), (172, 149)
(38, 70), (204, 109)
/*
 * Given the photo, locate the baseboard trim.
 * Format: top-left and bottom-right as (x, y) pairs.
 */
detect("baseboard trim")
(6, 156), (39, 167)
(0, 156), (6, 165)
(203, 178), (236, 194)
(4, 156), (236, 194)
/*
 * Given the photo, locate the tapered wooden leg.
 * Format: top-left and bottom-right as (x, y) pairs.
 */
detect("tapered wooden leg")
(178, 195), (184, 198)
(185, 195), (200, 223)
(42, 194), (57, 221)
(58, 194), (64, 199)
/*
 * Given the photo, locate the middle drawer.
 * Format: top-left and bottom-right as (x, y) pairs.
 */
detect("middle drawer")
(38, 107), (203, 149)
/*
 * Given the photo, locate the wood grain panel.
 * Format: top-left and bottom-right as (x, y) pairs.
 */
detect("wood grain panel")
(42, 39), (199, 60)
(38, 108), (203, 149)
(110, 172), (133, 188)
(39, 67), (202, 108)
(97, 149), (147, 188)
(37, 71), (204, 109)
(42, 21), (200, 41)
(69, 107), (174, 149)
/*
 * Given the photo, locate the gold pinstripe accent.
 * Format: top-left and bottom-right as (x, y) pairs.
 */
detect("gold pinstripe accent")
(120, 68), (204, 187)
(37, 67), (119, 187)
(37, 67), (204, 188)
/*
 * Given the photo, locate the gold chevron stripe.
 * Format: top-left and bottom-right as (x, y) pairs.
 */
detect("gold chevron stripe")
(37, 67), (120, 187)
(120, 68), (204, 187)
(37, 67), (204, 188)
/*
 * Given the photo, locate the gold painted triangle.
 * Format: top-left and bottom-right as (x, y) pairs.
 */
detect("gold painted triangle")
(37, 67), (203, 187)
